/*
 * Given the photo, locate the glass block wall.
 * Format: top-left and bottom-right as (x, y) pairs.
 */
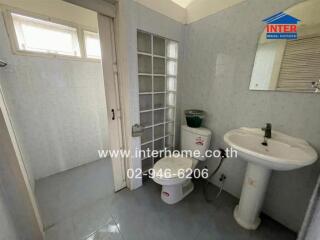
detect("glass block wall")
(137, 31), (178, 173)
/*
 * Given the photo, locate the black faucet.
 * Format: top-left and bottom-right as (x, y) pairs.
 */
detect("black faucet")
(262, 123), (272, 139)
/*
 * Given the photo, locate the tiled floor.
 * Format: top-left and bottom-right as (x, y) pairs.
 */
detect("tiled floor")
(35, 159), (297, 240)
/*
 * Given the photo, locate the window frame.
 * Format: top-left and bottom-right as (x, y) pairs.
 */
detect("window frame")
(83, 30), (101, 60)
(2, 8), (101, 62)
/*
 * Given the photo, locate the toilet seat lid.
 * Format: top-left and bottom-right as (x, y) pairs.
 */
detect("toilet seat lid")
(153, 156), (193, 179)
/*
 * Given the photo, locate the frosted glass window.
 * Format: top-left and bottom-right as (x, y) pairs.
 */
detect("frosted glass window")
(141, 143), (152, 153)
(154, 93), (165, 109)
(139, 95), (152, 111)
(153, 57), (165, 74)
(139, 76), (152, 92)
(165, 135), (174, 149)
(167, 41), (178, 59)
(153, 36), (165, 56)
(165, 122), (174, 135)
(11, 13), (81, 57)
(167, 60), (177, 76)
(138, 55), (152, 73)
(166, 108), (175, 122)
(166, 92), (176, 107)
(167, 77), (176, 91)
(154, 139), (164, 158)
(84, 31), (101, 59)
(154, 109), (164, 124)
(154, 76), (165, 92)
(154, 124), (164, 139)
(137, 31), (151, 53)
(140, 112), (152, 126)
(141, 127), (153, 143)
(142, 158), (153, 171)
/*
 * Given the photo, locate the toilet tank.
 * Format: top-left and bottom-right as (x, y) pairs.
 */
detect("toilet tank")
(181, 125), (212, 161)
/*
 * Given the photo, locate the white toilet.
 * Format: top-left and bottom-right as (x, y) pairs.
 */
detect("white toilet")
(152, 125), (212, 204)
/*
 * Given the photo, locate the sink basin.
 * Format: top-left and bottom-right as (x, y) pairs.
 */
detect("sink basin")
(224, 127), (317, 171)
(223, 127), (318, 230)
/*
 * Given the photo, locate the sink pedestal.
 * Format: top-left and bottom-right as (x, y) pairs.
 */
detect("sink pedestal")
(234, 163), (271, 230)
(225, 128), (318, 229)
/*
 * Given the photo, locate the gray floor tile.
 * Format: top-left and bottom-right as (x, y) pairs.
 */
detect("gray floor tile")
(81, 218), (123, 240)
(44, 218), (76, 240)
(248, 214), (297, 240)
(36, 158), (114, 228)
(37, 161), (296, 240)
(72, 198), (114, 239)
(195, 181), (296, 240)
(83, 220), (123, 240)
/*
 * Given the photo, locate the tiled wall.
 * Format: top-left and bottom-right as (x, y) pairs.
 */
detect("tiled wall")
(180, 0), (319, 232)
(0, 16), (108, 181)
(0, 177), (19, 240)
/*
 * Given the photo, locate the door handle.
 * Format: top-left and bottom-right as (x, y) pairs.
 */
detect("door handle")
(111, 109), (115, 120)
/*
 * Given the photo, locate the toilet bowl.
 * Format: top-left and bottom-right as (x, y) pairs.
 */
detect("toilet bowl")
(153, 156), (198, 204)
(152, 125), (212, 204)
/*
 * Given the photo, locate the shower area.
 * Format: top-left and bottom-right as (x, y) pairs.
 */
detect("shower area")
(0, 0), (115, 232)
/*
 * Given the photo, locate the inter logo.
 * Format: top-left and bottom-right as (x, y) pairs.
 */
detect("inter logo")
(263, 12), (300, 40)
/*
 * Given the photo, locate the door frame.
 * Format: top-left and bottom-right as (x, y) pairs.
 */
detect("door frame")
(0, 81), (44, 239)
(112, 1), (141, 190)
(97, 14), (127, 191)
(64, 0), (135, 191)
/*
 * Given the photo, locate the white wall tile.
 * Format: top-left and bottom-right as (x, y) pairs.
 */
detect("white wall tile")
(0, 16), (108, 180)
(180, 0), (318, 232)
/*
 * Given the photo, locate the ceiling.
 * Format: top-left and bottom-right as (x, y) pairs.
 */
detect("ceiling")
(135, 0), (247, 24)
(170, 0), (195, 8)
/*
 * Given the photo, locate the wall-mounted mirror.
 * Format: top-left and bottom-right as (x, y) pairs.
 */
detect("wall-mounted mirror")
(249, 0), (320, 93)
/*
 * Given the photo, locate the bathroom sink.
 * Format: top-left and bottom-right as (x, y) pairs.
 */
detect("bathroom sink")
(224, 127), (318, 171)
(223, 127), (318, 230)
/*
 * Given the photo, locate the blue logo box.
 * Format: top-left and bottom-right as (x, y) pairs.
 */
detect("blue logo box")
(266, 33), (297, 40)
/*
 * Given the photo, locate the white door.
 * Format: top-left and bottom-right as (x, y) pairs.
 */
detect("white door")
(98, 15), (126, 191)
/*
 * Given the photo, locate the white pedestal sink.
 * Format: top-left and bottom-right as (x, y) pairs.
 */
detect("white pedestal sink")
(224, 127), (318, 230)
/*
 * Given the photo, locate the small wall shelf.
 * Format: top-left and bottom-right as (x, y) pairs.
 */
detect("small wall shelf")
(137, 31), (178, 175)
